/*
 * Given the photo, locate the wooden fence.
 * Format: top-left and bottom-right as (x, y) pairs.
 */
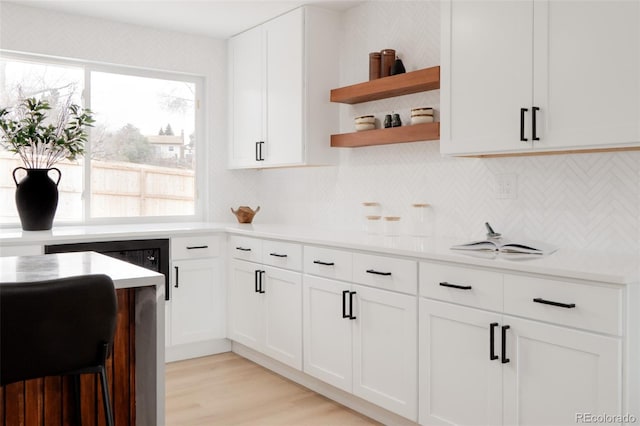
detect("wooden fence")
(0, 153), (195, 222)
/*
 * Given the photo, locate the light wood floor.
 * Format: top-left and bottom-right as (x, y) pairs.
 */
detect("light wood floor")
(165, 352), (381, 426)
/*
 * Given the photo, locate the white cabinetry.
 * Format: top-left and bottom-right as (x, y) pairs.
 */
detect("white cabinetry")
(302, 248), (418, 421)
(502, 316), (621, 426)
(166, 234), (227, 362)
(0, 244), (43, 257)
(419, 262), (623, 426)
(228, 236), (303, 369)
(228, 6), (339, 168)
(441, 0), (640, 156)
(419, 300), (502, 426)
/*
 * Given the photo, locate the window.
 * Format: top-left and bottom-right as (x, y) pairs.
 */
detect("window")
(0, 54), (202, 225)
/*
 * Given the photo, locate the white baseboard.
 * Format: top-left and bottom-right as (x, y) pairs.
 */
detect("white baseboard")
(166, 338), (231, 363)
(232, 342), (418, 426)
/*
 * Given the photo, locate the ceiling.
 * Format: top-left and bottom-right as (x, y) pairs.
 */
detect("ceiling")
(5, 0), (364, 39)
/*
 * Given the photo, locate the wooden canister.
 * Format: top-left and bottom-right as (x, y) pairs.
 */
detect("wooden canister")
(369, 52), (381, 80)
(380, 49), (396, 77)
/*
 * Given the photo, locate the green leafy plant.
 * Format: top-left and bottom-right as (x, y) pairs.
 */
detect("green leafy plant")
(0, 97), (94, 169)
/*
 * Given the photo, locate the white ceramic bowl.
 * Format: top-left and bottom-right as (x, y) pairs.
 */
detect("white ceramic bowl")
(354, 115), (375, 125)
(411, 107), (434, 116)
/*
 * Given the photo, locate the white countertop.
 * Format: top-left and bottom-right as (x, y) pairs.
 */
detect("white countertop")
(1, 222), (638, 285)
(0, 251), (165, 289)
(0, 222), (223, 244)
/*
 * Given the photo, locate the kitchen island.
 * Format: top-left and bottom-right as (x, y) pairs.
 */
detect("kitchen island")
(0, 251), (165, 426)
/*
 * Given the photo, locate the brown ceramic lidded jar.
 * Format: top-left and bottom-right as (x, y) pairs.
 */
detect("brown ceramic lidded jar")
(369, 52), (381, 80)
(380, 49), (396, 77)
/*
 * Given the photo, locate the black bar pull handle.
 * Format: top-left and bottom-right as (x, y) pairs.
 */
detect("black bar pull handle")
(257, 141), (265, 161)
(313, 260), (335, 266)
(439, 281), (472, 290)
(259, 270), (266, 294)
(532, 106), (540, 141)
(174, 266), (180, 288)
(501, 325), (510, 364)
(349, 291), (357, 320)
(236, 246), (251, 252)
(520, 108), (528, 142)
(269, 253), (288, 258)
(366, 269), (392, 276)
(533, 297), (576, 309)
(254, 270), (260, 293)
(186, 245), (208, 250)
(489, 322), (499, 361)
(342, 290), (349, 319)
(255, 141), (260, 161)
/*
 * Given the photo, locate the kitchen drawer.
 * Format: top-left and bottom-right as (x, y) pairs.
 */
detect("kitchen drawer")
(303, 246), (352, 282)
(262, 240), (302, 271)
(229, 235), (262, 262)
(171, 235), (221, 260)
(420, 262), (503, 311)
(352, 253), (417, 295)
(504, 274), (622, 335)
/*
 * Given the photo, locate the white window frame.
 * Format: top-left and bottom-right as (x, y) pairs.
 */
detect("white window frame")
(0, 50), (207, 226)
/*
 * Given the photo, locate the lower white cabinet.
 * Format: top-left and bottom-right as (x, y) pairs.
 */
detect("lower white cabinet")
(303, 274), (418, 420)
(419, 298), (622, 426)
(170, 257), (224, 346)
(419, 299), (502, 426)
(502, 316), (621, 426)
(228, 258), (302, 370)
(166, 234), (227, 361)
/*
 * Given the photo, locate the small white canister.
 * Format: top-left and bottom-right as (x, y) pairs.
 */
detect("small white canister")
(411, 203), (433, 236)
(383, 216), (401, 236)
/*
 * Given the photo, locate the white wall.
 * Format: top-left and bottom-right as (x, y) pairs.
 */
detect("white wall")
(254, 0), (640, 255)
(0, 1), (260, 223)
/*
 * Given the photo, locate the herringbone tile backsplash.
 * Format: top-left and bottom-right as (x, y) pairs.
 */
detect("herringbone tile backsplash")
(255, 1), (640, 255)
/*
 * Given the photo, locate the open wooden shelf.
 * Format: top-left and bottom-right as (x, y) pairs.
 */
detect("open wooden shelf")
(331, 122), (440, 148)
(330, 66), (440, 104)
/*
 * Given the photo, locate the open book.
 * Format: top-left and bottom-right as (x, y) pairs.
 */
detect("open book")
(451, 238), (558, 256)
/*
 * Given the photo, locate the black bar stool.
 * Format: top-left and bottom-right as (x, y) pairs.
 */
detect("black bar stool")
(0, 274), (118, 426)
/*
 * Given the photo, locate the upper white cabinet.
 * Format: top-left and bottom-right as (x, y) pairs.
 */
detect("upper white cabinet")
(440, 0), (640, 156)
(228, 6), (339, 168)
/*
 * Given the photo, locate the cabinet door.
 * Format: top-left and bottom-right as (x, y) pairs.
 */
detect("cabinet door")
(352, 285), (418, 421)
(228, 25), (264, 168)
(171, 257), (223, 345)
(262, 266), (302, 370)
(419, 299), (502, 426)
(263, 7), (304, 166)
(441, 0), (534, 155)
(502, 316), (621, 426)
(228, 259), (263, 350)
(302, 275), (352, 393)
(533, 1), (640, 150)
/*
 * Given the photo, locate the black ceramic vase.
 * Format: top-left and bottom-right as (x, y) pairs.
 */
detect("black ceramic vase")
(12, 167), (61, 231)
